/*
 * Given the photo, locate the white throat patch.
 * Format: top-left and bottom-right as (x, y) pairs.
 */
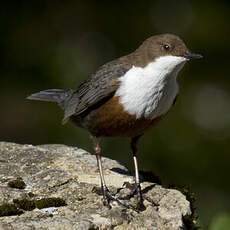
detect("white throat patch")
(115, 55), (187, 119)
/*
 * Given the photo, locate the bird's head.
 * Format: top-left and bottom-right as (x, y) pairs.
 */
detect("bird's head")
(136, 34), (202, 70)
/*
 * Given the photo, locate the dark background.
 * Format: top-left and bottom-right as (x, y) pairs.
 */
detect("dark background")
(1, 0), (230, 228)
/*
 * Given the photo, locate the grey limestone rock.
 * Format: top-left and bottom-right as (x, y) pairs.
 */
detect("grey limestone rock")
(0, 142), (193, 229)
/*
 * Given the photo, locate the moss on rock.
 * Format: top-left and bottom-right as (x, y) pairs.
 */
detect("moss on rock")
(7, 177), (26, 189)
(35, 197), (66, 209)
(13, 198), (36, 211)
(0, 203), (23, 217)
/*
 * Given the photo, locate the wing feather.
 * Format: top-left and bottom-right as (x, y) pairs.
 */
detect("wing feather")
(64, 59), (131, 120)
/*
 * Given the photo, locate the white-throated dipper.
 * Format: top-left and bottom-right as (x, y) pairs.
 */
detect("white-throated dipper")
(28, 34), (202, 210)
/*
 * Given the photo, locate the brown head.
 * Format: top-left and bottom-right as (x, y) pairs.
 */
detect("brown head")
(135, 34), (202, 63)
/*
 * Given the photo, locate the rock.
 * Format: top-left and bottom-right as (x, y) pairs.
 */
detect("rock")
(0, 142), (193, 229)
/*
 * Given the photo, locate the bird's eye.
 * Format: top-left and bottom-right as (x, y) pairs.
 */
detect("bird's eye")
(162, 44), (170, 51)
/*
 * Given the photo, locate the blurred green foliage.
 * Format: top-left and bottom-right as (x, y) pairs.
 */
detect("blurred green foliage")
(210, 213), (230, 230)
(0, 0), (229, 228)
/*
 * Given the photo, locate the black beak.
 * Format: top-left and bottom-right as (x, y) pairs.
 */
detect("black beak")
(183, 52), (203, 60)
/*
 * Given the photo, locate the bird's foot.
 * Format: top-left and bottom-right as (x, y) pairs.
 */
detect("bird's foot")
(102, 186), (115, 208)
(122, 182), (146, 211)
(92, 185), (131, 209)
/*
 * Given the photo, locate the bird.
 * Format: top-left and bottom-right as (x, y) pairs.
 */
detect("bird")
(27, 33), (202, 210)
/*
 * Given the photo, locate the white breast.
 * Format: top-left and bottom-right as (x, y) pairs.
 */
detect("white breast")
(115, 55), (187, 119)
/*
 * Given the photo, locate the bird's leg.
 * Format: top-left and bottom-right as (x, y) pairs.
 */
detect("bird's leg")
(129, 135), (145, 210)
(92, 136), (143, 211)
(92, 137), (110, 206)
(92, 136), (125, 208)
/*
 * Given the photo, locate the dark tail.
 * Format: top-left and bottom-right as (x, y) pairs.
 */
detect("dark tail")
(27, 89), (73, 107)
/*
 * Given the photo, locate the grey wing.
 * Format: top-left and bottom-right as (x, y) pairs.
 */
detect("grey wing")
(63, 60), (130, 122)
